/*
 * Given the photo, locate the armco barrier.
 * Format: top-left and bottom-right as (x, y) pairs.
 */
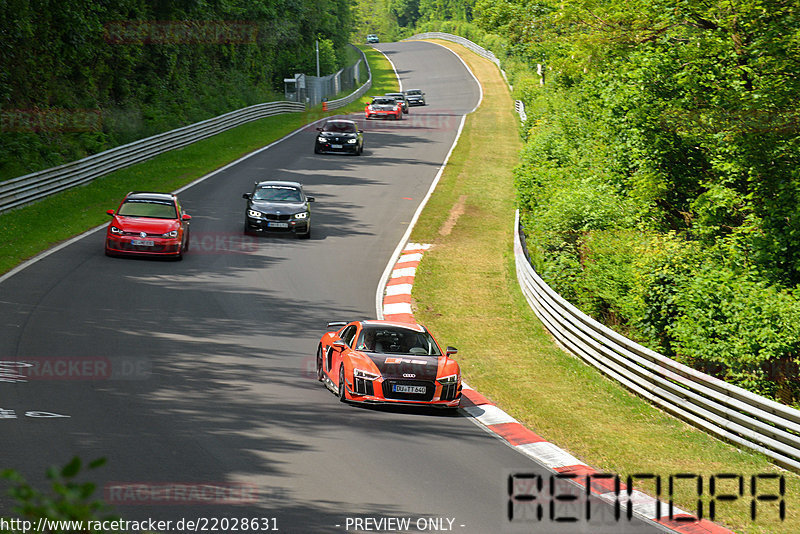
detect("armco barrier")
(0, 47), (373, 214)
(410, 30), (800, 471)
(405, 32), (501, 68)
(514, 210), (800, 472)
(325, 46), (372, 110)
(0, 101), (302, 213)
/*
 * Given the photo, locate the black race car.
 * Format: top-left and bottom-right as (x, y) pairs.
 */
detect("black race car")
(243, 181), (314, 238)
(404, 89), (426, 106)
(314, 119), (364, 155)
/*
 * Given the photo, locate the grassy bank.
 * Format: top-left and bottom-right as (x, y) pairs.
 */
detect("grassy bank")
(0, 46), (396, 276)
(409, 40), (798, 534)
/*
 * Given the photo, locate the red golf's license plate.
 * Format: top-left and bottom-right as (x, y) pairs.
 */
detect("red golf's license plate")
(131, 239), (154, 246)
(393, 384), (426, 394)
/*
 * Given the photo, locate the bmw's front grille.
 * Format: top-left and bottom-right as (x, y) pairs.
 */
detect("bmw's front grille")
(264, 213), (291, 221)
(382, 380), (435, 401)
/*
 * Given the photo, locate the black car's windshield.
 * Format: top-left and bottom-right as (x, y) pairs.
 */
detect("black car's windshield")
(355, 327), (441, 356)
(406, 90), (422, 96)
(371, 98), (395, 106)
(117, 199), (177, 218)
(322, 122), (357, 133)
(253, 186), (302, 202)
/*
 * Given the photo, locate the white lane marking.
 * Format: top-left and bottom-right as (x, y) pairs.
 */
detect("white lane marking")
(375, 43), (480, 318)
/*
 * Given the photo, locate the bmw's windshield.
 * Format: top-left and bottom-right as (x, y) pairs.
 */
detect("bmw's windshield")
(253, 186), (302, 202)
(322, 122), (356, 133)
(355, 327), (441, 356)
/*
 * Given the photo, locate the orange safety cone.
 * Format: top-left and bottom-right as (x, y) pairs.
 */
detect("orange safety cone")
(322, 101), (328, 111)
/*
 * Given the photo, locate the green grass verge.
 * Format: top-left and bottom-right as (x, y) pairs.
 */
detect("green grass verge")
(409, 40), (798, 534)
(0, 45), (396, 276)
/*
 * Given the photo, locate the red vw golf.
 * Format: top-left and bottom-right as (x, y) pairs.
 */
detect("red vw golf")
(105, 192), (191, 259)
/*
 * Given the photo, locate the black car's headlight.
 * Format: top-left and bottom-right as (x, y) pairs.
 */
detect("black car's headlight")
(248, 209), (262, 218)
(317, 136), (326, 142)
(162, 230), (178, 238)
(294, 212), (308, 219)
(110, 226), (123, 234)
(347, 138), (357, 144)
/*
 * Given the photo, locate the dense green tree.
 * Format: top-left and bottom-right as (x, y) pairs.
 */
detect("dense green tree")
(406, 0), (800, 403)
(0, 0), (354, 179)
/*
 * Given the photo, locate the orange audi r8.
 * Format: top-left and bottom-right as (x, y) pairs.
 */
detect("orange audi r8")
(316, 320), (461, 408)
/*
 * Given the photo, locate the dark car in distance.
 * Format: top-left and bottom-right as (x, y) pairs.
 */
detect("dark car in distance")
(243, 181), (314, 239)
(404, 89), (426, 106)
(105, 191), (191, 259)
(314, 120), (364, 155)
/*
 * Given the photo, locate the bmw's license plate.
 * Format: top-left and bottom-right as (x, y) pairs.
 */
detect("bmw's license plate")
(393, 384), (426, 394)
(331, 144), (343, 149)
(131, 239), (154, 246)
(268, 222), (289, 228)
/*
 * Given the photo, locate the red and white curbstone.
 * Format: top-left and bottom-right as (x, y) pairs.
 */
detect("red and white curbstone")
(382, 243), (431, 324)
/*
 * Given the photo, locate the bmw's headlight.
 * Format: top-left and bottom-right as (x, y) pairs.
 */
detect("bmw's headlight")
(347, 138), (357, 144)
(163, 229), (178, 238)
(438, 374), (459, 384)
(110, 226), (123, 234)
(294, 212), (308, 219)
(248, 209), (262, 218)
(354, 368), (380, 380)
(317, 136), (326, 142)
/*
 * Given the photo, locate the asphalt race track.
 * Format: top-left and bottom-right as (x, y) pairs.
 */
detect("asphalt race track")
(0, 41), (665, 533)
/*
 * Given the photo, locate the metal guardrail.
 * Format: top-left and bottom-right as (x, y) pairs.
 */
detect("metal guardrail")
(411, 29), (800, 471)
(515, 100), (527, 124)
(326, 46), (372, 110)
(0, 45), (374, 214)
(405, 32), (501, 68)
(514, 210), (800, 471)
(0, 101), (304, 213)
